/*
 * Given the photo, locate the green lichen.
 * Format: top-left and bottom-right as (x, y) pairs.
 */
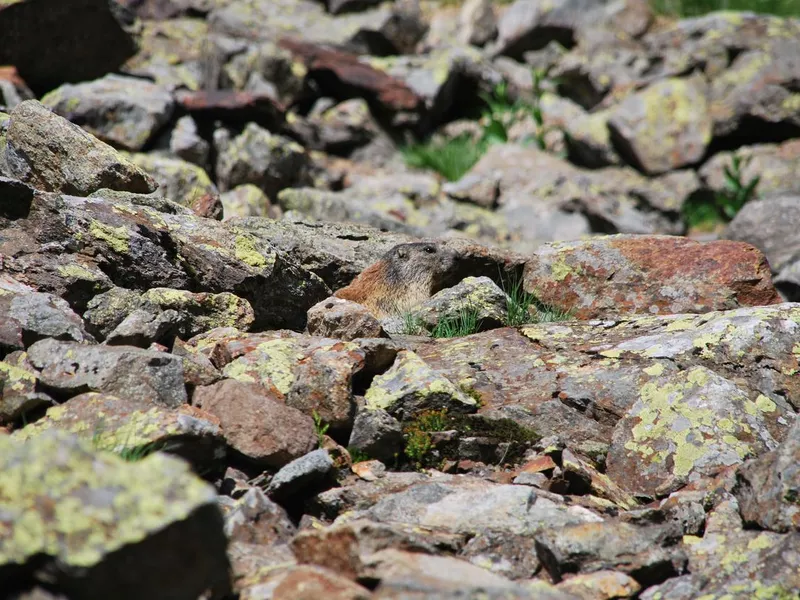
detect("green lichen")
(234, 234), (270, 268)
(89, 221), (130, 254)
(0, 361), (36, 392)
(222, 339), (301, 394)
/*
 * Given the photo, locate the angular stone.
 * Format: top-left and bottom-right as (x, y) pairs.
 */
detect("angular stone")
(239, 565), (371, 600)
(41, 74), (175, 151)
(193, 379), (317, 468)
(348, 408), (404, 463)
(0, 354), (53, 424)
(166, 115), (210, 167)
(26, 339), (187, 407)
(307, 296), (386, 341)
(0, 429), (231, 599)
(364, 350), (478, 422)
(123, 152), (222, 219)
(220, 184), (277, 221)
(266, 449), (337, 504)
(607, 366), (785, 496)
(522, 235), (780, 319)
(216, 122), (311, 199)
(11, 391), (223, 470)
(0, 286), (94, 347)
(0, 0), (137, 94)
(608, 77), (711, 175)
(556, 570), (641, 600)
(734, 420), (800, 533)
(1, 101), (156, 195)
(534, 521), (686, 586)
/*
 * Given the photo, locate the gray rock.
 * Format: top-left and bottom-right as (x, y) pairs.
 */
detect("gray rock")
(167, 115), (210, 167)
(0, 285), (95, 348)
(216, 122), (311, 199)
(348, 408), (404, 463)
(266, 449), (337, 504)
(220, 184), (277, 221)
(0, 429), (231, 599)
(0, 100), (156, 195)
(459, 0), (497, 47)
(41, 74), (175, 151)
(307, 296), (386, 341)
(104, 308), (183, 348)
(26, 338), (187, 407)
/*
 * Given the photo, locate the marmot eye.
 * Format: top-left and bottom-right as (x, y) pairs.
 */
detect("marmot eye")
(424, 246), (436, 254)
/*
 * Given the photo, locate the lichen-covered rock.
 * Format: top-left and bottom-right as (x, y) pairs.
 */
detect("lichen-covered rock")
(522, 235), (781, 319)
(364, 350), (478, 422)
(193, 379), (317, 468)
(0, 429), (231, 599)
(41, 74), (175, 151)
(390, 276), (508, 334)
(84, 287), (255, 342)
(0, 0), (137, 94)
(26, 339), (188, 407)
(0, 354), (53, 424)
(535, 521), (686, 585)
(220, 184), (277, 221)
(556, 570), (641, 600)
(123, 152), (222, 219)
(165, 114), (210, 167)
(607, 366), (784, 496)
(12, 391), (223, 470)
(0, 100), (156, 195)
(0, 285), (95, 348)
(216, 122), (311, 198)
(734, 419), (800, 533)
(238, 564), (371, 600)
(607, 77), (711, 175)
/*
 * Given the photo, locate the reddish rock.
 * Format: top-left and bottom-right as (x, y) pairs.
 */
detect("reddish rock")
(278, 38), (422, 113)
(175, 89), (285, 131)
(194, 379), (317, 468)
(523, 235), (781, 319)
(239, 565), (371, 600)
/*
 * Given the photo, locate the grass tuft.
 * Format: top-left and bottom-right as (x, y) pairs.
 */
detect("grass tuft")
(651, 0), (800, 17)
(401, 134), (485, 182)
(683, 155), (760, 230)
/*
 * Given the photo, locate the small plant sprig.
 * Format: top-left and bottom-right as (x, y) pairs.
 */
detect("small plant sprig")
(683, 154), (760, 230)
(430, 307), (481, 338)
(501, 272), (572, 326)
(312, 410), (330, 447)
(403, 408), (450, 469)
(347, 447), (370, 463)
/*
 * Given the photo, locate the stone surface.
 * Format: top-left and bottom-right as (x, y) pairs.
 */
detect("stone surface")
(306, 296), (386, 340)
(193, 379), (317, 468)
(266, 449), (337, 504)
(41, 74), (175, 151)
(348, 408), (405, 463)
(0, 429), (231, 599)
(220, 184), (277, 221)
(522, 235), (781, 319)
(0, 100), (156, 195)
(26, 339), (187, 407)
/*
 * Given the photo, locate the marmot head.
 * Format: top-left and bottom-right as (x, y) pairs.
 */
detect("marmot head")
(384, 242), (457, 291)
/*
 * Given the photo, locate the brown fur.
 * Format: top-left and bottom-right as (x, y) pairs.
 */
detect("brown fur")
(334, 242), (457, 317)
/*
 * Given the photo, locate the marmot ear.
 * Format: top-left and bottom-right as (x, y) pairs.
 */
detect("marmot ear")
(397, 248), (407, 259)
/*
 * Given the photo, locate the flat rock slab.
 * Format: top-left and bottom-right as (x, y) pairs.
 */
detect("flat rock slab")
(26, 339), (188, 407)
(523, 235), (780, 319)
(0, 0), (137, 94)
(0, 429), (231, 599)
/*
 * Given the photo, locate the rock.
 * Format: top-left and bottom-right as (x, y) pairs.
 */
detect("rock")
(0, 354), (53, 424)
(734, 419), (800, 533)
(26, 339), (187, 407)
(84, 287), (255, 342)
(175, 88), (286, 130)
(301, 97), (379, 155)
(220, 184), (278, 221)
(285, 339), (366, 431)
(266, 449), (337, 504)
(364, 350), (478, 422)
(41, 74), (175, 152)
(607, 77), (711, 175)
(709, 38), (800, 138)
(0, 0), (137, 94)
(0, 286), (95, 348)
(459, 0), (497, 47)
(0, 65), (34, 110)
(123, 152), (222, 219)
(165, 115), (210, 168)
(556, 570), (641, 600)
(307, 296), (386, 340)
(0, 100), (156, 195)
(522, 235), (781, 319)
(534, 521), (686, 585)
(221, 39), (305, 104)
(12, 391), (223, 470)
(215, 122), (311, 199)
(365, 549), (537, 598)
(105, 308), (184, 348)
(348, 408), (405, 463)
(606, 366), (784, 496)
(193, 379), (317, 468)
(0, 429), (231, 599)
(393, 276), (509, 334)
(239, 565), (372, 600)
